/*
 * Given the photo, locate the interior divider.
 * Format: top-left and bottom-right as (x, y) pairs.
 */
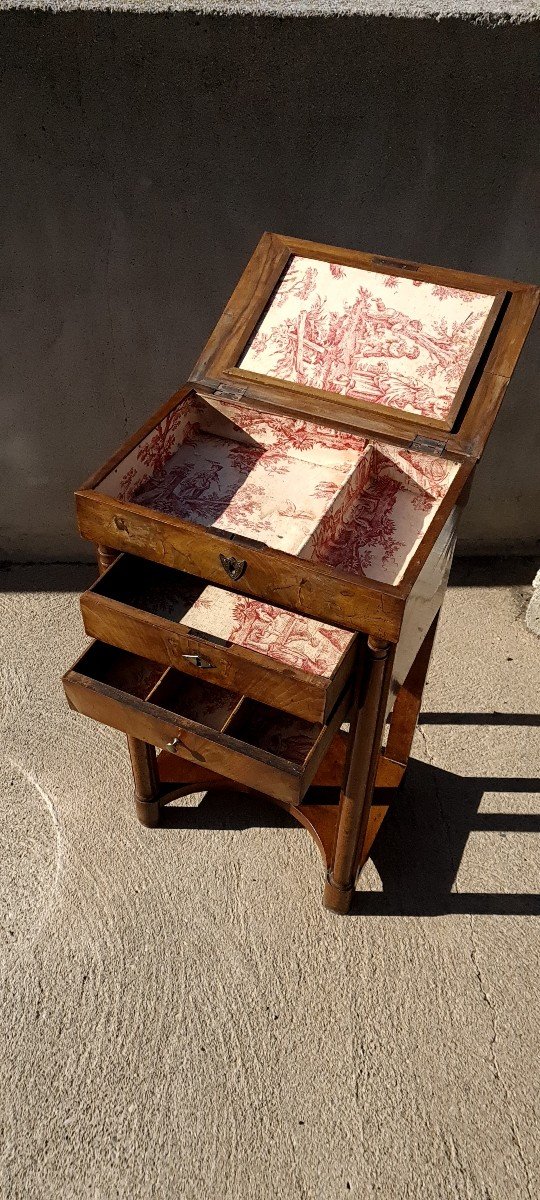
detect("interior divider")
(299, 443), (374, 562)
(144, 665), (177, 704)
(220, 695), (249, 734)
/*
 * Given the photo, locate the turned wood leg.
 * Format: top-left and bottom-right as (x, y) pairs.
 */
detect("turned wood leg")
(128, 736), (161, 827)
(96, 543), (119, 576)
(385, 612), (440, 770)
(95, 542), (160, 827)
(323, 637), (394, 914)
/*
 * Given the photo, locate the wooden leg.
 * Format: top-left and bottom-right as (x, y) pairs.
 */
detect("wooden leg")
(96, 543), (119, 576)
(95, 542), (160, 827)
(385, 612), (440, 770)
(323, 637), (393, 914)
(128, 736), (161, 827)
(353, 613), (442, 877)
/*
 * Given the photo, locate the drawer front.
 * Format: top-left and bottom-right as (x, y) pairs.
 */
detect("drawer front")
(76, 492), (404, 641)
(81, 555), (358, 723)
(63, 642), (352, 807)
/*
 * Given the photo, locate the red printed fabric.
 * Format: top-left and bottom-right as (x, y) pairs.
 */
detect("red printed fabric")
(173, 584), (353, 677)
(239, 256), (495, 420)
(97, 388), (458, 588)
(96, 367), (459, 589)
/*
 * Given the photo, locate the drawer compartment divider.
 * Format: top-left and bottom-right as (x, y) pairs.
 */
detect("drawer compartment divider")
(63, 643), (353, 807)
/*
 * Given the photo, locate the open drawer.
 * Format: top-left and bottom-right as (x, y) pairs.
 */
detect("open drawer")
(75, 236), (539, 638)
(81, 554), (358, 723)
(62, 642), (353, 806)
(77, 384), (468, 640)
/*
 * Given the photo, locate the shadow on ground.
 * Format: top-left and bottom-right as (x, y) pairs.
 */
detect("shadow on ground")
(160, 719), (540, 918)
(352, 754), (540, 917)
(2, 560), (538, 918)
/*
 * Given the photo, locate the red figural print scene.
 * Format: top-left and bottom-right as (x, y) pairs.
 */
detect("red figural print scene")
(62, 233), (539, 914)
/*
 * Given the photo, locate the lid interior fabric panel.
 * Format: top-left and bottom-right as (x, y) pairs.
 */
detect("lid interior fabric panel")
(239, 255), (496, 421)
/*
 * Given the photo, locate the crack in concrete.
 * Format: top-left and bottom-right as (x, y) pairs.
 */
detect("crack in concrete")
(468, 918), (533, 1200)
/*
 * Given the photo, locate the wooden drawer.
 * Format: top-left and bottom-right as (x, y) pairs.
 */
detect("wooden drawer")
(81, 554), (358, 724)
(75, 239), (540, 640)
(75, 386), (450, 642)
(62, 642), (353, 807)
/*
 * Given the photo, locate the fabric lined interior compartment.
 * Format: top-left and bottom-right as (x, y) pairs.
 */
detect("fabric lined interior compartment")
(305, 443), (458, 583)
(238, 254), (497, 421)
(147, 672), (242, 730)
(224, 700), (322, 764)
(109, 396), (366, 557)
(77, 643), (167, 699)
(93, 555), (355, 680)
(96, 391), (459, 585)
(64, 643), (352, 803)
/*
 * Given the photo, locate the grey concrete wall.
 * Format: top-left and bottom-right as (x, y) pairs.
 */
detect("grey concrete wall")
(1, 12), (538, 562)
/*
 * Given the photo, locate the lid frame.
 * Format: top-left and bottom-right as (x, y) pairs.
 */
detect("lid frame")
(190, 232), (539, 460)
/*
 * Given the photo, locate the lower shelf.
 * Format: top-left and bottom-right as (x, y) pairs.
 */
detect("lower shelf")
(156, 734), (405, 875)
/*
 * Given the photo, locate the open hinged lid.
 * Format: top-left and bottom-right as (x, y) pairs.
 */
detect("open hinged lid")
(190, 233), (539, 460)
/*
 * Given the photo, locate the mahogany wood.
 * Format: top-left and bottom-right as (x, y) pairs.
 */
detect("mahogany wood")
(64, 593), (424, 904)
(157, 733), (404, 794)
(96, 544), (119, 575)
(190, 232), (289, 387)
(61, 238), (538, 912)
(266, 235), (534, 294)
(81, 553), (358, 724)
(62, 642), (353, 808)
(190, 233), (539, 460)
(323, 637), (394, 913)
(356, 617), (442, 874)
(156, 738), (404, 875)
(77, 490), (406, 640)
(96, 543), (159, 826)
(129, 737), (160, 828)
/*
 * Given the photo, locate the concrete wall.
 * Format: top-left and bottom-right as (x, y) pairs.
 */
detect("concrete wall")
(1, 12), (538, 562)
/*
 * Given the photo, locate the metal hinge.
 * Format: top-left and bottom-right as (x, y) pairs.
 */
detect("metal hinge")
(408, 435), (447, 456)
(204, 381), (248, 402)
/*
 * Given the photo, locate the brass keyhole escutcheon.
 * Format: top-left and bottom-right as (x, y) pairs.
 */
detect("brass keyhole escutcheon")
(181, 653), (214, 669)
(219, 554), (247, 582)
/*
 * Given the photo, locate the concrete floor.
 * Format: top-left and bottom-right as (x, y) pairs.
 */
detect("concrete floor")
(0, 562), (539, 1200)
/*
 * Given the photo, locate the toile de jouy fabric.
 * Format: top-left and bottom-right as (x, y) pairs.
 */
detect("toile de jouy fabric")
(240, 256), (495, 420)
(137, 576), (354, 678)
(129, 430), (363, 556)
(96, 388), (459, 588)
